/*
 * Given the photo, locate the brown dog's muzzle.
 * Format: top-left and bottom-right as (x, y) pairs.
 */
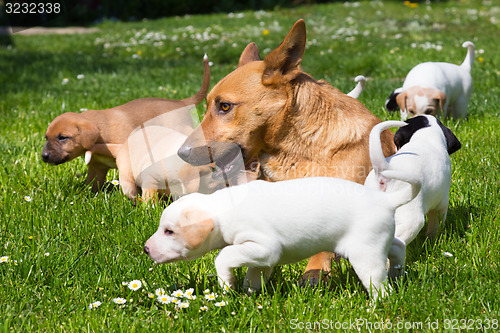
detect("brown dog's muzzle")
(41, 143), (68, 165)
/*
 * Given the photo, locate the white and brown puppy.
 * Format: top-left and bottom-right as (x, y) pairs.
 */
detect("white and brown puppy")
(42, 55), (210, 192)
(365, 115), (461, 254)
(386, 42), (474, 119)
(145, 172), (420, 299)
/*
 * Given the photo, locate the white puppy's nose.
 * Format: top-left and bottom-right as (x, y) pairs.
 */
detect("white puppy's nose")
(144, 245), (150, 254)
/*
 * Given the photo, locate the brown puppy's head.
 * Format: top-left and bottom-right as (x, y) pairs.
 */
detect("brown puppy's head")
(178, 19), (306, 177)
(396, 86), (447, 118)
(42, 112), (99, 165)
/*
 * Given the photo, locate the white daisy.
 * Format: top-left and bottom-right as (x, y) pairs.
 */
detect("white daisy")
(200, 306), (208, 311)
(155, 288), (166, 296)
(443, 252), (454, 258)
(0, 256), (9, 263)
(111, 180), (119, 186)
(128, 280), (142, 291)
(171, 289), (184, 298)
(61, 78), (69, 85)
(204, 293), (217, 301)
(183, 288), (194, 298)
(177, 302), (190, 309)
(112, 297), (126, 305)
(157, 296), (175, 304)
(214, 301), (227, 307)
(88, 301), (102, 309)
(24, 196), (32, 202)
(77, 74), (85, 80)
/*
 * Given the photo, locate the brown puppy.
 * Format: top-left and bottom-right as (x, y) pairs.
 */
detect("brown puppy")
(178, 20), (395, 284)
(42, 56), (210, 192)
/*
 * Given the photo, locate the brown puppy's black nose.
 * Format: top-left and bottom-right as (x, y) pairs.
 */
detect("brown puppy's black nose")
(143, 245), (150, 254)
(41, 151), (50, 162)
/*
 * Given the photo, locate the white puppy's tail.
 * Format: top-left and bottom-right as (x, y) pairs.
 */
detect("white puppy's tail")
(369, 120), (407, 175)
(460, 41), (475, 72)
(347, 75), (366, 99)
(381, 169), (421, 209)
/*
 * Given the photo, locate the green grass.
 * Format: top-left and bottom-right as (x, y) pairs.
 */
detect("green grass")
(0, 0), (499, 331)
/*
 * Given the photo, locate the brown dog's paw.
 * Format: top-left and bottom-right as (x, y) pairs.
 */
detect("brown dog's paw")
(299, 269), (330, 287)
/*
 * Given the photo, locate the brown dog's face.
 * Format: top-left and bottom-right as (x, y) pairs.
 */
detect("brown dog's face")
(396, 86), (447, 118)
(42, 113), (99, 165)
(178, 20), (306, 176)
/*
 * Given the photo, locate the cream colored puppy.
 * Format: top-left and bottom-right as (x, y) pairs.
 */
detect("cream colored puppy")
(87, 124), (257, 202)
(386, 42), (474, 119)
(145, 173), (420, 299)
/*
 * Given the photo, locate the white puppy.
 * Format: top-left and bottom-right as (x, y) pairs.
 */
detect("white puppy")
(385, 41), (474, 119)
(347, 75), (366, 99)
(145, 172), (420, 299)
(365, 115), (461, 255)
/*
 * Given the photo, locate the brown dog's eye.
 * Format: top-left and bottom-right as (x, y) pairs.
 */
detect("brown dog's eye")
(164, 228), (174, 235)
(425, 109), (433, 114)
(57, 134), (70, 142)
(219, 102), (233, 114)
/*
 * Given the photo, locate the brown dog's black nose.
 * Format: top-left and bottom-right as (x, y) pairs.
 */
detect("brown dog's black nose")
(177, 145), (192, 161)
(41, 151), (50, 162)
(143, 245), (150, 254)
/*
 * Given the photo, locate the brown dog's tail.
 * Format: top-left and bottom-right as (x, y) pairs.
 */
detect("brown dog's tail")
(182, 54), (211, 106)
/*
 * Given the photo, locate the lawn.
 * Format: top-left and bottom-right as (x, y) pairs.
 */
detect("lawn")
(0, 0), (499, 331)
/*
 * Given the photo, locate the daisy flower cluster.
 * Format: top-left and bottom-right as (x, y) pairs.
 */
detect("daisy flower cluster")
(88, 280), (230, 313)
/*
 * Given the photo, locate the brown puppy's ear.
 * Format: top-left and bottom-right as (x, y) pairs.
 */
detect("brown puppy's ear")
(238, 42), (261, 67)
(78, 119), (99, 149)
(179, 209), (214, 249)
(396, 91), (408, 112)
(262, 19), (306, 86)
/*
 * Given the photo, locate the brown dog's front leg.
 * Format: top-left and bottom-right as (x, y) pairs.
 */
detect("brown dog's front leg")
(300, 251), (336, 287)
(86, 164), (109, 192)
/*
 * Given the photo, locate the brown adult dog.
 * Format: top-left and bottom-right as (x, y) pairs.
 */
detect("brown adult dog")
(177, 20), (395, 284)
(42, 56), (210, 192)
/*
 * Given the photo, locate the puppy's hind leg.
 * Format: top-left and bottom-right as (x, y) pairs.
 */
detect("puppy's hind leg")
(243, 266), (274, 294)
(387, 237), (406, 280)
(426, 205), (448, 239)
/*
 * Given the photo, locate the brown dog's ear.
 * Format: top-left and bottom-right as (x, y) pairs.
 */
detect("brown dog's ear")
(238, 42), (261, 67)
(395, 91), (408, 112)
(78, 119), (99, 150)
(262, 19), (306, 86)
(179, 208), (214, 249)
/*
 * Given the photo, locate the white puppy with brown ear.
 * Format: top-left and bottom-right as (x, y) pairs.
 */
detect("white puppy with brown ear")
(365, 115), (461, 254)
(145, 171), (421, 299)
(385, 41), (474, 119)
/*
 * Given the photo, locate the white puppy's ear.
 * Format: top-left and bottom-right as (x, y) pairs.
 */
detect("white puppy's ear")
(178, 209), (214, 249)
